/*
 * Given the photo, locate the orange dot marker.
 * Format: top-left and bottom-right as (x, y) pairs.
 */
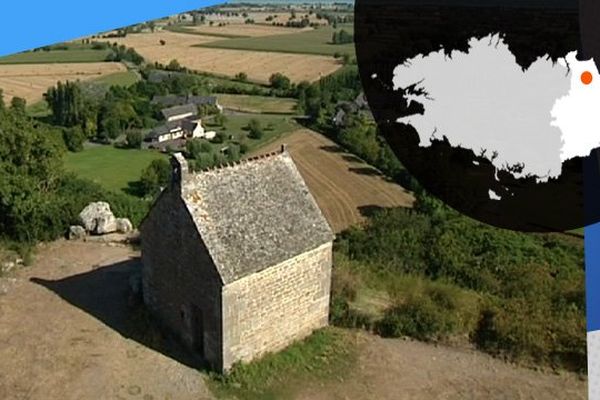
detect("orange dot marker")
(581, 71), (593, 85)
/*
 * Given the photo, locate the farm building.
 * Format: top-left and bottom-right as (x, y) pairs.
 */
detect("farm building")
(161, 104), (198, 122)
(139, 149), (335, 372)
(145, 116), (211, 144)
(153, 94), (223, 112)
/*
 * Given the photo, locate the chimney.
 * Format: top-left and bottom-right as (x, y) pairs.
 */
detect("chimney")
(281, 144), (288, 153)
(170, 152), (189, 189)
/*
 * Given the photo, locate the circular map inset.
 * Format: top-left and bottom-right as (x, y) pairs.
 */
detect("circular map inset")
(355, 0), (600, 232)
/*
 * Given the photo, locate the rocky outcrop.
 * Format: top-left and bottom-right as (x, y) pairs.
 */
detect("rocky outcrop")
(79, 202), (117, 234)
(116, 218), (133, 234)
(72, 202), (134, 239)
(68, 225), (87, 240)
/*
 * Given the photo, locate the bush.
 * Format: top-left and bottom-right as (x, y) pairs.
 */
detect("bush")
(139, 159), (172, 197)
(247, 119), (263, 140)
(125, 130), (143, 149)
(377, 282), (481, 342)
(62, 126), (86, 152)
(269, 73), (291, 91)
(235, 72), (248, 82)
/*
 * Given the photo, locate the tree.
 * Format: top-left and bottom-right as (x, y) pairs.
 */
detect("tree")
(125, 130), (143, 149)
(235, 72), (248, 82)
(269, 73), (291, 90)
(9, 97), (26, 114)
(247, 118), (263, 139)
(211, 132), (226, 144)
(0, 89), (4, 111)
(342, 53), (351, 65)
(166, 59), (182, 71)
(44, 81), (86, 127)
(213, 113), (227, 126)
(62, 126), (86, 152)
(139, 159), (172, 197)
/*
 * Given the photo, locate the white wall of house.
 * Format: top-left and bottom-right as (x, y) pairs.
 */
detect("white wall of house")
(171, 128), (184, 140)
(191, 123), (205, 139)
(158, 134), (172, 143)
(204, 131), (217, 140)
(167, 112), (194, 122)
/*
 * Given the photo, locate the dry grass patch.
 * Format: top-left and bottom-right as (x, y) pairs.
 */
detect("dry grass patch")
(0, 62), (126, 104)
(100, 31), (340, 83)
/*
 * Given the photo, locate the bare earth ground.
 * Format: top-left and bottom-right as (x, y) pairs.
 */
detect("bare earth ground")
(0, 241), (588, 400)
(103, 32), (341, 83)
(0, 62), (126, 104)
(251, 129), (415, 232)
(0, 241), (212, 400)
(296, 334), (587, 400)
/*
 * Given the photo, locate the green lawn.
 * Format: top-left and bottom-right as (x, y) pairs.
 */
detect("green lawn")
(206, 113), (300, 153)
(194, 25), (355, 56)
(0, 49), (111, 64)
(65, 146), (166, 193)
(91, 70), (140, 87)
(217, 94), (298, 114)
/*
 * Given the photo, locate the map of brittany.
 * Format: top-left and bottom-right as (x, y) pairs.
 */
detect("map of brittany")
(392, 34), (600, 191)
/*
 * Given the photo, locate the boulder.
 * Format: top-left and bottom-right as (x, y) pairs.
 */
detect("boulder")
(1, 262), (15, 274)
(68, 225), (87, 240)
(116, 218), (133, 234)
(79, 202), (117, 235)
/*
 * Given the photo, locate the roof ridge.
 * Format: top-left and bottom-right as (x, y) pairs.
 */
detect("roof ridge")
(194, 144), (289, 174)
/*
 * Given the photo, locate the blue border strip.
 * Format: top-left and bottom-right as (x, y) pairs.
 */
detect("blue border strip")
(587, 223), (600, 332)
(0, 1), (220, 57)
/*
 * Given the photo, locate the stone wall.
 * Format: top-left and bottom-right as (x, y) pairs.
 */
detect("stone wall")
(221, 242), (332, 370)
(140, 187), (225, 370)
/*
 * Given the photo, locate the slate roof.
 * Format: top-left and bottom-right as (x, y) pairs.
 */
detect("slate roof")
(146, 120), (181, 139)
(147, 70), (186, 84)
(147, 116), (201, 140)
(174, 148), (335, 284)
(161, 104), (198, 120)
(153, 94), (219, 108)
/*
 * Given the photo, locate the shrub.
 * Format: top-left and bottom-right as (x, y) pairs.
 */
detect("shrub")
(247, 119), (263, 140)
(125, 130), (143, 149)
(62, 126), (86, 152)
(376, 281), (481, 342)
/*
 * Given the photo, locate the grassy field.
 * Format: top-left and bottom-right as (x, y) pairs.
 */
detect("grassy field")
(91, 70), (140, 87)
(217, 94), (298, 114)
(204, 113), (300, 153)
(64, 146), (166, 193)
(0, 49), (111, 64)
(195, 25), (355, 56)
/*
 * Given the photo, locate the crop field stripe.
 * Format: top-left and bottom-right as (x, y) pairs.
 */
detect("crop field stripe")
(164, 26), (250, 39)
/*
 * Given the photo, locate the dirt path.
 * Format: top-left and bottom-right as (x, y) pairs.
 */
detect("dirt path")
(0, 240), (213, 400)
(295, 334), (587, 400)
(0, 241), (588, 400)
